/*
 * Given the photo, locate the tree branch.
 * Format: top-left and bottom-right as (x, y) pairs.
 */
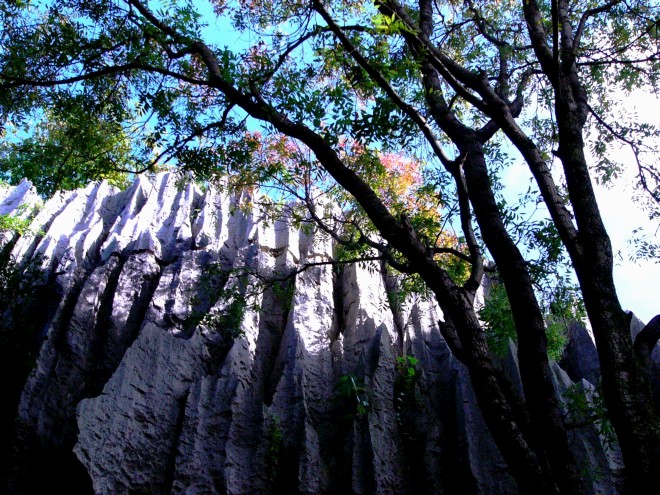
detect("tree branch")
(437, 316), (466, 362)
(522, 0), (557, 86)
(312, 0), (453, 168)
(588, 103), (660, 205)
(448, 153), (484, 295)
(571, 0), (624, 64)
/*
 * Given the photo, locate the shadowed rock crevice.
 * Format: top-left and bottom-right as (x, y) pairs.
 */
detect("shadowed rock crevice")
(16, 260), (105, 450)
(84, 251), (163, 399)
(381, 263), (405, 353)
(330, 264), (345, 343)
(7, 424), (94, 495)
(263, 276), (297, 406)
(165, 391), (191, 494)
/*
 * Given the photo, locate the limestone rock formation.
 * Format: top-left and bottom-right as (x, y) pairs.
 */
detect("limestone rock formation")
(0, 173), (648, 494)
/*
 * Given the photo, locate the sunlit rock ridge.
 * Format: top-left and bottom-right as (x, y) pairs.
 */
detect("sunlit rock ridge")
(0, 173), (631, 494)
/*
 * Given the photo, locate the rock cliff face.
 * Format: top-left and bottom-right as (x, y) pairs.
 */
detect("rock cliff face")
(0, 174), (647, 494)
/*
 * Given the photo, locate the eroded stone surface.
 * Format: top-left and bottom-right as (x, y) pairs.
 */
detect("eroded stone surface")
(0, 174), (647, 494)
(0, 178), (42, 245)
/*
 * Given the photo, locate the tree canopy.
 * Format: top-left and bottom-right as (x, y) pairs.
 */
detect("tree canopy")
(0, 0), (659, 493)
(0, 103), (135, 196)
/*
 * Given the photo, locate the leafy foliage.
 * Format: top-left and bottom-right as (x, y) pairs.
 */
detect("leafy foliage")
(1, 104), (138, 197)
(333, 373), (370, 419)
(480, 280), (575, 360)
(264, 415), (284, 486)
(203, 291), (248, 338)
(480, 282), (517, 357)
(0, 204), (37, 236)
(563, 382), (617, 449)
(184, 263), (251, 339)
(394, 355), (420, 439)
(629, 227), (660, 262)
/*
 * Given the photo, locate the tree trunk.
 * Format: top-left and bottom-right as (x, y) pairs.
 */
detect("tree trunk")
(519, 2), (660, 487)
(459, 139), (584, 495)
(555, 102), (660, 492)
(429, 284), (559, 495)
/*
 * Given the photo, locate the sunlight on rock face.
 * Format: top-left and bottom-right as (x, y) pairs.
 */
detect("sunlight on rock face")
(0, 175), (639, 494)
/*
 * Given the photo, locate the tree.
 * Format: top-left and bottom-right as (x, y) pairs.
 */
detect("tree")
(1, 0), (658, 492)
(0, 103), (135, 196)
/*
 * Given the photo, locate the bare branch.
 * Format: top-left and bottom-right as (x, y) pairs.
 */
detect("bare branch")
(258, 255), (398, 284)
(128, 0), (181, 40)
(261, 23), (369, 86)
(465, 0), (509, 48)
(0, 63), (139, 89)
(0, 60), (209, 91)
